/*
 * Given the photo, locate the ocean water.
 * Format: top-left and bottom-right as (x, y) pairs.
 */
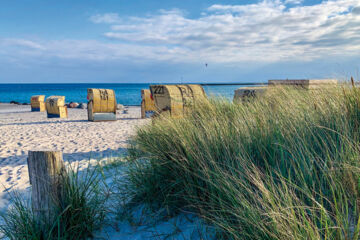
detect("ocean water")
(0, 84), (260, 106)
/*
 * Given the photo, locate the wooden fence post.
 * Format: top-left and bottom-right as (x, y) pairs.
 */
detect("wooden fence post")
(27, 151), (65, 222)
(141, 100), (146, 119)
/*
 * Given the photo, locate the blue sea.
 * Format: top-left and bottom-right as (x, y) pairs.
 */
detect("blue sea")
(0, 84), (261, 106)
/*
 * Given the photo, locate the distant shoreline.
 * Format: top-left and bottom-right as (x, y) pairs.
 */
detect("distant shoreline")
(0, 82), (267, 85)
(0, 83), (263, 105)
(0, 103), (141, 107)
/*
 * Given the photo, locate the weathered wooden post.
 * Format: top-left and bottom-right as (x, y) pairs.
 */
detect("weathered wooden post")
(141, 100), (146, 119)
(27, 151), (65, 222)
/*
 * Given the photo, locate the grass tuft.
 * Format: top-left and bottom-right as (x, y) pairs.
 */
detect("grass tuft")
(126, 85), (360, 239)
(0, 163), (109, 240)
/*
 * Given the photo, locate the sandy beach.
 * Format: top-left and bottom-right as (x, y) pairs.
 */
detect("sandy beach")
(0, 104), (147, 208)
(0, 104), (213, 239)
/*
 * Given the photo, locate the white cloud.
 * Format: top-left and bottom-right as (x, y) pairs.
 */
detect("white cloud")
(2, 0), (360, 65)
(87, 0), (360, 63)
(207, 1), (285, 13)
(284, 0), (303, 5)
(2, 39), (45, 50)
(0, 38), (186, 63)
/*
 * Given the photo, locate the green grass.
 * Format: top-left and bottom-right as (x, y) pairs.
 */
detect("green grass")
(125, 85), (360, 239)
(0, 163), (109, 240)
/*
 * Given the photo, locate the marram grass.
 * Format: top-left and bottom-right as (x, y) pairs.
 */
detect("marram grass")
(0, 163), (109, 240)
(126, 85), (360, 239)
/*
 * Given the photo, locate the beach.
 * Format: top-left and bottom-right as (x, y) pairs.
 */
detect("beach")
(0, 103), (213, 239)
(1, 84), (358, 239)
(1, 0), (358, 238)
(0, 103), (147, 208)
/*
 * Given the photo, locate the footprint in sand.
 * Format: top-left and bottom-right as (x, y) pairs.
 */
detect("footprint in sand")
(16, 167), (24, 174)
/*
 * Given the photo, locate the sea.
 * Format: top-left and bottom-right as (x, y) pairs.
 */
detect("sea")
(0, 83), (263, 106)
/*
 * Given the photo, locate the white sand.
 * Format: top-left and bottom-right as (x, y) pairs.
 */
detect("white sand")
(0, 104), (147, 208)
(0, 104), (214, 239)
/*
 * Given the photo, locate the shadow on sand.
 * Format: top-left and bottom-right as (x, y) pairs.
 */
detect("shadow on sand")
(0, 147), (128, 213)
(1, 118), (143, 126)
(0, 147), (128, 167)
(0, 119), (89, 126)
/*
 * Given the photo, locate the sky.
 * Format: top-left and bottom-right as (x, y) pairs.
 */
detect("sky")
(0, 0), (359, 83)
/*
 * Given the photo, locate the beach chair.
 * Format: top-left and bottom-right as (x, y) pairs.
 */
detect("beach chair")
(30, 95), (46, 112)
(46, 96), (68, 118)
(141, 89), (156, 118)
(149, 84), (207, 118)
(233, 86), (267, 102)
(268, 79), (338, 89)
(87, 88), (116, 122)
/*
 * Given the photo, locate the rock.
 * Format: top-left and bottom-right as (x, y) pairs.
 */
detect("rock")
(117, 104), (124, 110)
(10, 101), (20, 104)
(68, 102), (79, 108)
(22, 103), (29, 105)
(77, 103), (87, 109)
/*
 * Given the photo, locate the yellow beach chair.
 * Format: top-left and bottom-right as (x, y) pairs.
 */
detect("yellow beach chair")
(87, 88), (117, 122)
(149, 84), (207, 118)
(46, 96), (68, 118)
(30, 95), (46, 112)
(141, 89), (156, 118)
(233, 86), (267, 102)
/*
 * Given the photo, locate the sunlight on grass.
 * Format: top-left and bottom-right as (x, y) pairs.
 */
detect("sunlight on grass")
(125, 84), (360, 239)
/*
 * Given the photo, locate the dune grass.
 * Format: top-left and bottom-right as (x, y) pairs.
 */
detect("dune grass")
(0, 164), (109, 240)
(125, 85), (360, 239)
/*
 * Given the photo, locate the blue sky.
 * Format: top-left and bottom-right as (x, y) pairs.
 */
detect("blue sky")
(0, 0), (359, 83)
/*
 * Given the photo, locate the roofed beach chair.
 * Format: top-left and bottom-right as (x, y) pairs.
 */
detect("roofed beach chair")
(233, 86), (268, 102)
(141, 89), (156, 118)
(149, 84), (207, 118)
(87, 88), (117, 122)
(46, 96), (68, 118)
(30, 95), (46, 112)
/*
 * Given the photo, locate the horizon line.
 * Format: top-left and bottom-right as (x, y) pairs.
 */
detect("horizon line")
(0, 82), (268, 85)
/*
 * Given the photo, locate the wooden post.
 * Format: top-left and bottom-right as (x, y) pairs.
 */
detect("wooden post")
(141, 100), (146, 119)
(27, 151), (65, 222)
